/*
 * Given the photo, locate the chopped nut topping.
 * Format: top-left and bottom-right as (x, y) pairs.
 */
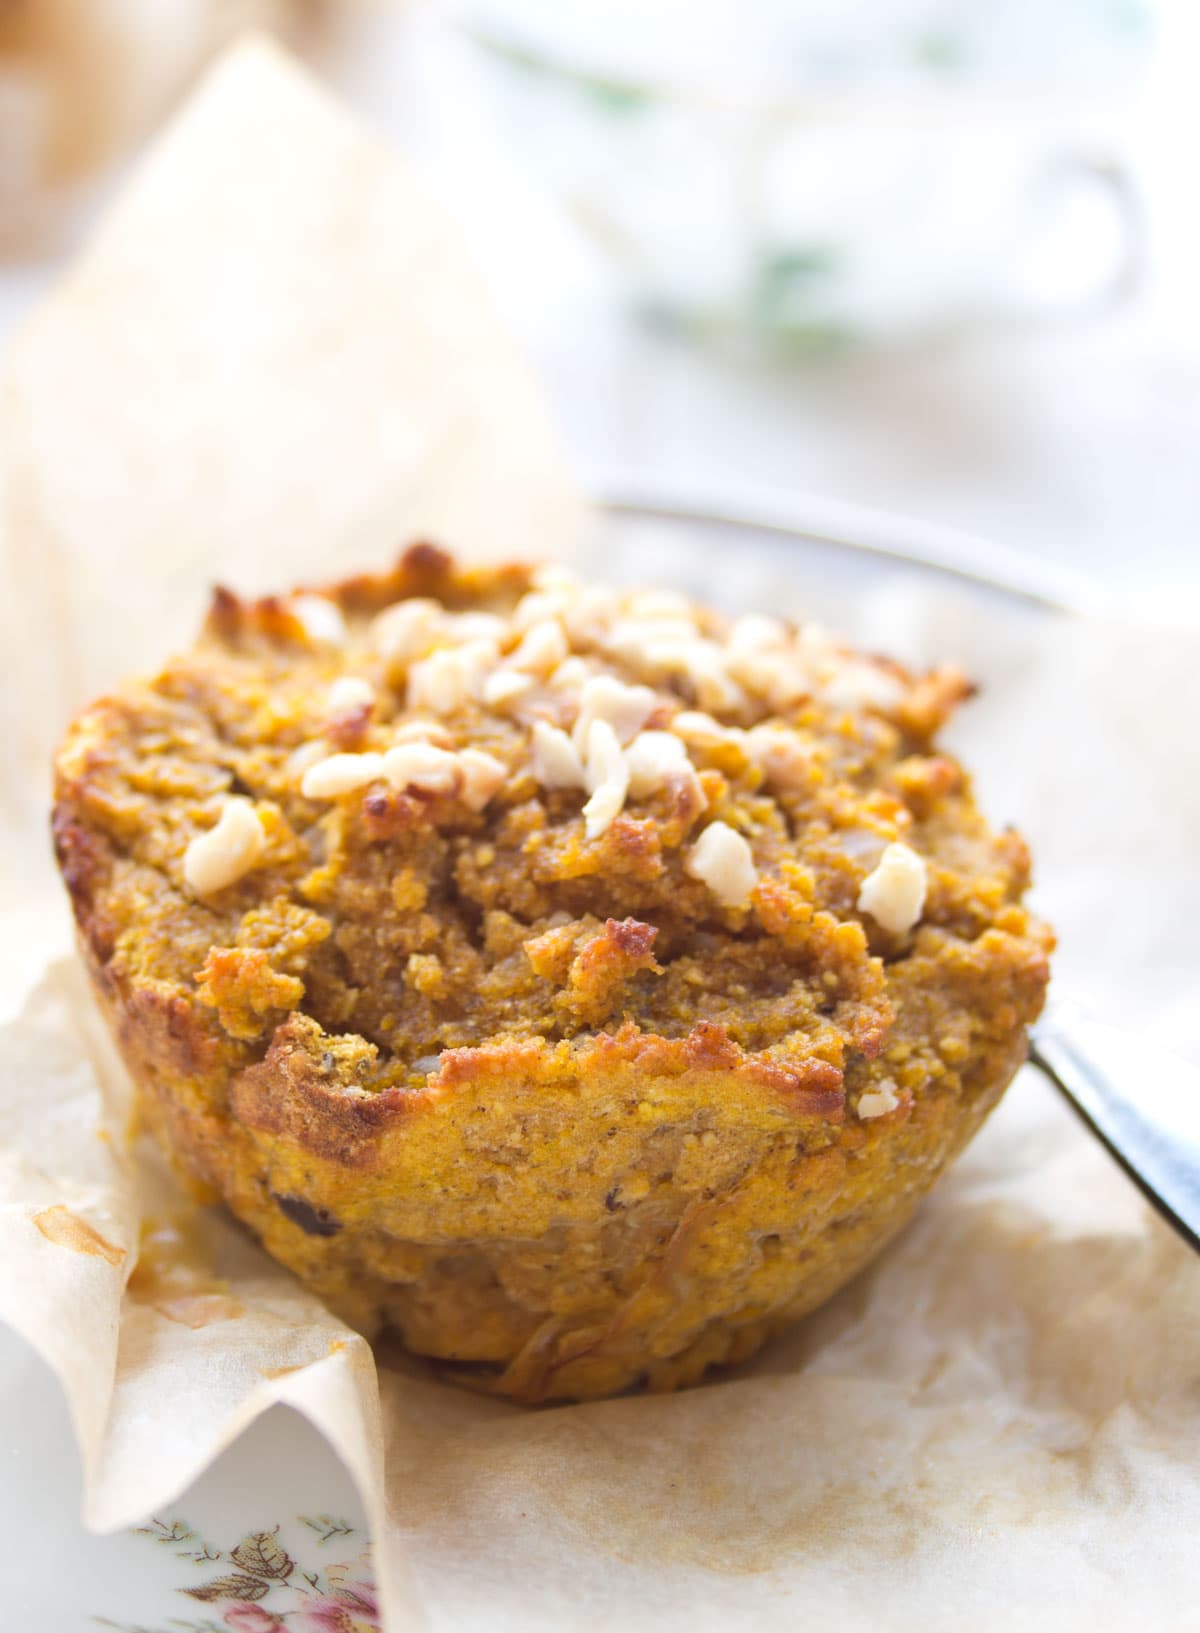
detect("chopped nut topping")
(857, 1080), (901, 1119)
(483, 669), (535, 707)
(582, 718), (630, 838)
(636, 632), (743, 712)
(183, 797), (267, 896)
(530, 562), (578, 592)
(407, 640), (497, 715)
(572, 674), (658, 751)
(371, 598), (442, 667)
(672, 710), (744, 750)
(624, 729), (695, 798)
(512, 587), (571, 632)
(458, 748), (508, 811)
(290, 594), (347, 646)
(448, 611), (507, 644)
(727, 613), (789, 654)
(408, 652), (461, 717)
(549, 656), (593, 694)
(728, 649), (810, 709)
(686, 820), (757, 909)
(382, 741), (461, 795)
(285, 739), (331, 779)
(607, 615), (696, 663)
(561, 584), (619, 646)
(393, 719), (455, 748)
(510, 618), (568, 676)
(530, 721), (586, 790)
(857, 841), (927, 934)
(583, 718), (626, 793)
(745, 724), (815, 790)
(626, 588), (694, 622)
(300, 751), (385, 799)
(327, 675), (375, 716)
(680, 643), (746, 712)
(794, 623), (840, 663)
(821, 661), (906, 714)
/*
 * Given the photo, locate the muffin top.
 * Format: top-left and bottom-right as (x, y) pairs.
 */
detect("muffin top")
(53, 544), (1050, 1123)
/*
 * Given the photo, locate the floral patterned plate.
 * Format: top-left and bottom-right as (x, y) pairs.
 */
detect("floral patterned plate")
(0, 1322), (377, 1633)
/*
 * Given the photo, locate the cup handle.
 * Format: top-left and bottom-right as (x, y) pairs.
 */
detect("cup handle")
(1000, 150), (1146, 329)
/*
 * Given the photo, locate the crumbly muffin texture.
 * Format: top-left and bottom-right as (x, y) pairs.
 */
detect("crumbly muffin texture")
(53, 544), (1052, 1401)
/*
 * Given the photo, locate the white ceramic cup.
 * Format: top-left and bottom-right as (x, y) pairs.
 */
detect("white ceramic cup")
(458, 1), (1151, 350)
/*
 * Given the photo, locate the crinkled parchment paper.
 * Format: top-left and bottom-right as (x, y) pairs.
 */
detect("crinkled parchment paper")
(2, 39), (1198, 1633)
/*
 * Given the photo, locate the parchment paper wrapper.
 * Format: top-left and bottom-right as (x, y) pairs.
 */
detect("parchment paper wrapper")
(1, 39), (1198, 1633)
(0, 34), (582, 924)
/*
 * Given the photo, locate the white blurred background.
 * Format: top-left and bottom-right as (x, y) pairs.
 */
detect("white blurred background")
(1, 0), (1197, 603)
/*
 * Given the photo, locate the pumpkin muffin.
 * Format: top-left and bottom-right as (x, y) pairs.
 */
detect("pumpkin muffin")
(52, 544), (1052, 1401)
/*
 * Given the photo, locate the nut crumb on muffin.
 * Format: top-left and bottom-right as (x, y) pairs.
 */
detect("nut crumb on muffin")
(685, 821), (757, 909)
(182, 796), (267, 897)
(857, 841), (929, 935)
(53, 544), (1052, 1402)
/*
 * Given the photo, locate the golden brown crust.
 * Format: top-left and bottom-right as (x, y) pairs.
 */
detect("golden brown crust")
(52, 544), (1052, 1400)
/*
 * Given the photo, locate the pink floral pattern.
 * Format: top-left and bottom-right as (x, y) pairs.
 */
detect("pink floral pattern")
(224, 1608), (285, 1633)
(93, 1517), (382, 1633)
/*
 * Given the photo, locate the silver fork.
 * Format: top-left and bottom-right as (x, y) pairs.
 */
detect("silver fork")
(1030, 1012), (1200, 1254)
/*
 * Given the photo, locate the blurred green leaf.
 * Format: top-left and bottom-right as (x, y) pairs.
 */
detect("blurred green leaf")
(470, 29), (655, 114)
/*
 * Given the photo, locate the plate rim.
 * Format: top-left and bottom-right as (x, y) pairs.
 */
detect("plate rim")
(598, 477), (1096, 617)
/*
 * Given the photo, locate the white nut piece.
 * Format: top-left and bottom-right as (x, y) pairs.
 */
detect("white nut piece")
(606, 615), (696, 663)
(407, 640), (498, 715)
(382, 741), (461, 795)
(371, 598), (443, 666)
(448, 611), (507, 643)
(727, 613), (789, 654)
(727, 649), (810, 709)
(510, 618), (569, 676)
(512, 587), (571, 632)
(582, 718), (630, 839)
(640, 634), (743, 712)
(571, 674), (658, 751)
(584, 717), (626, 794)
(857, 841), (928, 934)
(671, 710), (745, 750)
(821, 660), (906, 714)
(530, 721), (586, 790)
(458, 748), (507, 812)
(625, 588), (694, 622)
(393, 719), (455, 748)
(285, 739), (331, 780)
(183, 797), (267, 896)
(290, 594), (347, 646)
(483, 669), (535, 708)
(624, 729), (693, 797)
(530, 562), (579, 592)
(300, 751), (385, 799)
(794, 623), (841, 664)
(744, 724), (815, 790)
(327, 675), (375, 715)
(407, 650), (462, 714)
(562, 584), (618, 646)
(549, 656), (593, 694)
(857, 1080), (901, 1120)
(685, 820), (757, 909)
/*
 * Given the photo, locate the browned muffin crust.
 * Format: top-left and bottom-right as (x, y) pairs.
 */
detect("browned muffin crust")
(53, 544), (1052, 1400)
